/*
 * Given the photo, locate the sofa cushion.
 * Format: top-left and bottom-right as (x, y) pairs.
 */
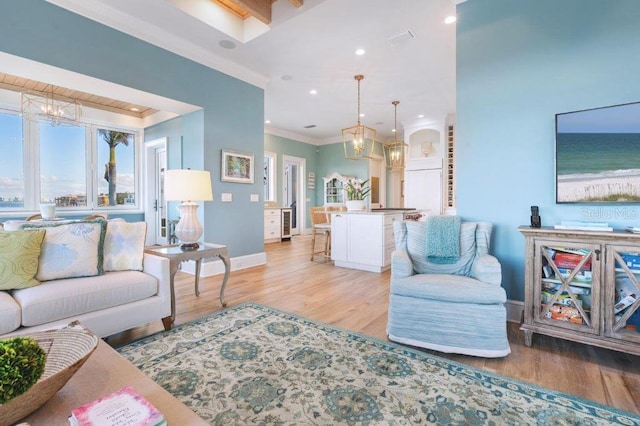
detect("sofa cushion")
(103, 221), (146, 272)
(405, 221), (477, 276)
(21, 219), (107, 281)
(0, 291), (21, 334)
(12, 271), (158, 327)
(391, 274), (507, 305)
(0, 229), (46, 290)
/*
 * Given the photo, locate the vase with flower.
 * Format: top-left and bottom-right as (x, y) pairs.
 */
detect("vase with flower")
(344, 178), (370, 211)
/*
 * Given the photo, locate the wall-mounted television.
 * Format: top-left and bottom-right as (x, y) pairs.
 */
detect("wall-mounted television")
(556, 101), (640, 203)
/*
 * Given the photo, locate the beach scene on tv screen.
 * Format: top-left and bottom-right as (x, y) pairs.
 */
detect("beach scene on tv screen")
(556, 102), (640, 203)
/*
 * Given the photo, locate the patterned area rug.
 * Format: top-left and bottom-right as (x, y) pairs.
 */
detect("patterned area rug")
(117, 302), (640, 425)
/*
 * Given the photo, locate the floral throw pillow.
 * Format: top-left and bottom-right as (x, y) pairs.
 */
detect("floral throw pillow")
(103, 221), (147, 272)
(21, 219), (107, 281)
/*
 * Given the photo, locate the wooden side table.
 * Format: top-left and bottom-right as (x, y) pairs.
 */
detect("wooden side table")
(144, 243), (230, 329)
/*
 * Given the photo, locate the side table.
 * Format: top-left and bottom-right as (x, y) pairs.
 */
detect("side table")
(144, 243), (230, 329)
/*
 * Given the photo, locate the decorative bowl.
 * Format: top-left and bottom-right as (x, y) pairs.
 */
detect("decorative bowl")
(0, 324), (99, 425)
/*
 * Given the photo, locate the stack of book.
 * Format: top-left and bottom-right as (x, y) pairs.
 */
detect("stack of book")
(69, 386), (166, 426)
(554, 221), (613, 232)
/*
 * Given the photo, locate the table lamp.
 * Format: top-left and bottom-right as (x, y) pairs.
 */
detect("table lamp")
(165, 169), (213, 250)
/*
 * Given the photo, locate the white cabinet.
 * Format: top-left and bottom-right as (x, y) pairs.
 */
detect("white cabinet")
(323, 172), (353, 206)
(265, 208), (293, 243)
(404, 159), (442, 214)
(264, 208), (281, 243)
(331, 212), (403, 273)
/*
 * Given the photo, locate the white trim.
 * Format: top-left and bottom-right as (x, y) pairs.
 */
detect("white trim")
(144, 137), (168, 246)
(265, 126), (321, 146)
(180, 251), (267, 276)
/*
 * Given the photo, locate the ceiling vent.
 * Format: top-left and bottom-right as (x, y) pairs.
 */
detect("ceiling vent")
(388, 29), (416, 46)
(304, 124), (317, 129)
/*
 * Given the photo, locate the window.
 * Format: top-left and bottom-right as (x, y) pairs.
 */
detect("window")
(0, 113), (24, 208)
(39, 123), (87, 206)
(0, 110), (140, 213)
(97, 129), (136, 207)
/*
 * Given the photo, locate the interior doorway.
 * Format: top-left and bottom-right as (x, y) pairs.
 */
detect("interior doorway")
(283, 155), (305, 235)
(144, 137), (168, 245)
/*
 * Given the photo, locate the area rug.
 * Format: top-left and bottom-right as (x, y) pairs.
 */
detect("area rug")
(117, 302), (640, 425)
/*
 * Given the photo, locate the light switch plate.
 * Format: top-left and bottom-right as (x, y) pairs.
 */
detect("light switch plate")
(221, 193), (232, 202)
(250, 194), (259, 202)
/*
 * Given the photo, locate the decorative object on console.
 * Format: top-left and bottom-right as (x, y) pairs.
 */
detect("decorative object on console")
(530, 205), (541, 228)
(383, 100), (408, 170)
(343, 177), (370, 211)
(342, 75), (376, 160)
(165, 169), (213, 250)
(39, 203), (56, 220)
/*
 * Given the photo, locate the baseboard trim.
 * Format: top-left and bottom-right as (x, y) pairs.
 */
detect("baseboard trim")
(506, 299), (524, 324)
(181, 252), (267, 277)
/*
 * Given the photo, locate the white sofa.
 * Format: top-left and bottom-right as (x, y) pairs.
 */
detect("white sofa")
(0, 219), (172, 338)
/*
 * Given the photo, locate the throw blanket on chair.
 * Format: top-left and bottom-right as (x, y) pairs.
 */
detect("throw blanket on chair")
(425, 215), (461, 264)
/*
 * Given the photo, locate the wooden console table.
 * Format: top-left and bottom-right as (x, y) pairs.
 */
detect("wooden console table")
(145, 243), (230, 329)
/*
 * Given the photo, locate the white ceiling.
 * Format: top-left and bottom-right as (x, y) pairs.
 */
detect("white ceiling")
(46, 0), (457, 144)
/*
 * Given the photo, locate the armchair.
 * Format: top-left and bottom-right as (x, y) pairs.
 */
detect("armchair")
(387, 218), (511, 357)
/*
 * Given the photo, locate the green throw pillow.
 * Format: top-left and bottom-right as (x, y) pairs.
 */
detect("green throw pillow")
(0, 229), (46, 290)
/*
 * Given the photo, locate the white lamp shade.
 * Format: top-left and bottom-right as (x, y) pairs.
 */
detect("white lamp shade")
(165, 169), (213, 201)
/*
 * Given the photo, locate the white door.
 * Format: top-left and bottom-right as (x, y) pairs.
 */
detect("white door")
(283, 155), (305, 235)
(144, 137), (168, 245)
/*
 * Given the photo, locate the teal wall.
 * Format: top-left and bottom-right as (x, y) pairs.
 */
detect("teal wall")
(457, 0), (640, 300)
(264, 133), (318, 228)
(0, 0), (264, 257)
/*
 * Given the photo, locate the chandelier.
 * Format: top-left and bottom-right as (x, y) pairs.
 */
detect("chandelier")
(342, 75), (376, 160)
(21, 89), (82, 126)
(383, 100), (408, 170)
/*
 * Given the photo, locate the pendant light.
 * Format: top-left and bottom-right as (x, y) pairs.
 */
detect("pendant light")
(383, 100), (408, 170)
(342, 75), (376, 160)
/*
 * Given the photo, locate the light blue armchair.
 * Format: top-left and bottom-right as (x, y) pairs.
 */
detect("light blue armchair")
(387, 219), (511, 357)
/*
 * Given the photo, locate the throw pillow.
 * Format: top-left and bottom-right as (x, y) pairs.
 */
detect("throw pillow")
(0, 229), (46, 290)
(21, 219), (107, 281)
(103, 221), (147, 271)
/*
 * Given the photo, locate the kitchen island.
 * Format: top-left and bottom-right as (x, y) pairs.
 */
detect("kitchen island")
(330, 209), (408, 273)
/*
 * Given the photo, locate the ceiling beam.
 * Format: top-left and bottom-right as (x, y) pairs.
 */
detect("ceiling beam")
(232, 0), (273, 24)
(289, 0), (303, 7)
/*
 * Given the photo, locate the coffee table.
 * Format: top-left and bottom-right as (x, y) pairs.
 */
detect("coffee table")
(22, 340), (207, 425)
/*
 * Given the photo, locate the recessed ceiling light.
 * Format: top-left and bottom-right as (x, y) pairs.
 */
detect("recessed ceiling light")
(392, 129), (397, 133)
(265, 120), (271, 124)
(310, 89), (317, 95)
(219, 40), (236, 49)
(418, 114), (425, 118)
(359, 113), (365, 118)
(444, 16), (457, 24)
(130, 107), (139, 112)
(355, 48), (366, 56)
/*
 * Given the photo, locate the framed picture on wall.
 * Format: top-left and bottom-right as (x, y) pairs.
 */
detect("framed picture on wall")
(221, 149), (254, 183)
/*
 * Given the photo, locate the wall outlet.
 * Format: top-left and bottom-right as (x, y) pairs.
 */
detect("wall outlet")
(221, 193), (232, 202)
(250, 194), (259, 202)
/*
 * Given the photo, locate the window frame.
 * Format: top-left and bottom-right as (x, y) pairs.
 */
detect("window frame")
(0, 108), (143, 216)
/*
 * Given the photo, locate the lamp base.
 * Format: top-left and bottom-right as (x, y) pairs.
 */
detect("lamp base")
(179, 242), (200, 251)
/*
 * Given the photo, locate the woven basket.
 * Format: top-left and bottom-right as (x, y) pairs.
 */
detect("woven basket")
(0, 326), (99, 425)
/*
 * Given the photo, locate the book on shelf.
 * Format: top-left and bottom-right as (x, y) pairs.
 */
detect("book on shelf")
(542, 281), (591, 294)
(560, 221), (610, 228)
(625, 226), (640, 234)
(69, 386), (166, 426)
(554, 252), (592, 271)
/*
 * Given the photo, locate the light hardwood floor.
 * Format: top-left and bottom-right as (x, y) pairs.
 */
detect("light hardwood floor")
(111, 235), (640, 415)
